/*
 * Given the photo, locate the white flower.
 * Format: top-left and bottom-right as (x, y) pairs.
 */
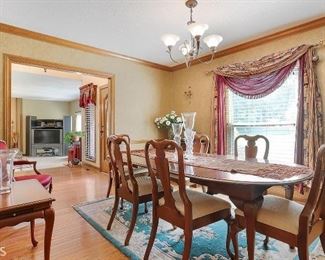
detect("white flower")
(171, 111), (176, 114)
(176, 117), (182, 122)
(170, 115), (175, 119)
(166, 121), (171, 126)
(162, 116), (167, 122)
(159, 119), (164, 124)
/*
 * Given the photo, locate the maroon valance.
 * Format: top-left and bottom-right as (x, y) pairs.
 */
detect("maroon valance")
(79, 83), (97, 108)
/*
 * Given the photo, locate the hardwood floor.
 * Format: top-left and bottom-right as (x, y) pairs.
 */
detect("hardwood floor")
(0, 165), (309, 259)
(0, 166), (127, 260)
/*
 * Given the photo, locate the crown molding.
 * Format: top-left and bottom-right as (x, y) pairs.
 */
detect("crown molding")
(0, 23), (173, 72)
(1, 16), (324, 73)
(170, 16), (325, 71)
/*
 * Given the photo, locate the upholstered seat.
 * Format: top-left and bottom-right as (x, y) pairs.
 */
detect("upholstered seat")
(128, 176), (163, 196)
(160, 189), (231, 219)
(15, 174), (52, 187)
(236, 195), (325, 235)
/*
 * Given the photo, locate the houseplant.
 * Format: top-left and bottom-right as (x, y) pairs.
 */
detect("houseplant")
(64, 131), (83, 146)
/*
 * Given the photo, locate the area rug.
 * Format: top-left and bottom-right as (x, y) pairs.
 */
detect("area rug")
(73, 198), (324, 260)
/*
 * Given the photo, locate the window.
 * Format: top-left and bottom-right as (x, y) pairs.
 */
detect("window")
(75, 112), (82, 132)
(226, 67), (299, 162)
(85, 104), (96, 161)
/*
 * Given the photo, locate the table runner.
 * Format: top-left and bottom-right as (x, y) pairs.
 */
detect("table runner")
(131, 150), (313, 180)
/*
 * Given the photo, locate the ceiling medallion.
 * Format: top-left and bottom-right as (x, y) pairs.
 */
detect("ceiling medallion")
(161, 0), (223, 68)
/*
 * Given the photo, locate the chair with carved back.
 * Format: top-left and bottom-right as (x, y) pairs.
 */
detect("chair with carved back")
(0, 140), (53, 248)
(229, 144), (325, 260)
(106, 135), (164, 246)
(106, 134), (148, 198)
(144, 139), (232, 260)
(234, 134), (295, 200)
(193, 134), (210, 154)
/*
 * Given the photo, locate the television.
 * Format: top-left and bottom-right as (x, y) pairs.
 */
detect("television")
(33, 129), (61, 144)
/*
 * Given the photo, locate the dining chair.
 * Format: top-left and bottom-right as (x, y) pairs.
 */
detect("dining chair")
(144, 139), (232, 260)
(229, 144), (325, 260)
(0, 140), (53, 248)
(193, 133), (210, 154)
(234, 134), (295, 200)
(106, 135), (164, 246)
(106, 134), (148, 198)
(234, 134), (269, 160)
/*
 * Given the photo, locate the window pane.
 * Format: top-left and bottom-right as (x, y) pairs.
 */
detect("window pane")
(226, 67), (298, 163)
(75, 113), (82, 132)
(85, 104), (96, 161)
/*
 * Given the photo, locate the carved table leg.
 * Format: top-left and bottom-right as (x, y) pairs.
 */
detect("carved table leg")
(284, 185), (294, 200)
(243, 197), (263, 260)
(44, 207), (55, 260)
(30, 220), (38, 247)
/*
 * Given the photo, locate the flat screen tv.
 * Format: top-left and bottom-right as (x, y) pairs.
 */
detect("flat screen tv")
(33, 129), (61, 144)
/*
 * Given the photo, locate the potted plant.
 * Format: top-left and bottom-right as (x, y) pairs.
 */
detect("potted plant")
(64, 131), (83, 146)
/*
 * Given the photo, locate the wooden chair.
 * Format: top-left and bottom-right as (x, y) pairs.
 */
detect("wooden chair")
(229, 144), (325, 260)
(234, 134), (269, 160)
(106, 135), (163, 246)
(234, 134), (295, 200)
(193, 134), (210, 154)
(106, 134), (147, 198)
(144, 139), (232, 260)
(0, 140), (53, 248)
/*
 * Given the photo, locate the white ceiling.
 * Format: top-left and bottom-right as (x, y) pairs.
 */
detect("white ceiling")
(12, 64), (108, 101)
(12, 70), (82, 101)
(1, 1), (324, 66)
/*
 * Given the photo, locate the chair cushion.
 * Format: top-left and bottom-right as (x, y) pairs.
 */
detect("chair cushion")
(160, 189), (231, 220)
(235, 195), (304, 234)
(15, 174), (52, 188)
(127, 176), (163, 196)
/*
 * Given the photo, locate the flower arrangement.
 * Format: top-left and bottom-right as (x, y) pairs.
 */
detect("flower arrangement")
(154, 111), (182, 129)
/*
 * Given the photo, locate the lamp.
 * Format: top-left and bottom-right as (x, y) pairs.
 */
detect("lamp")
(161, 0), (223, 67)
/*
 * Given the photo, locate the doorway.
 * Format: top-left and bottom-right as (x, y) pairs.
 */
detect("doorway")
(4, 54), (115, 171)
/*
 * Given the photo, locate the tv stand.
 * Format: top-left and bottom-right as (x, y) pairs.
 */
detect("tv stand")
(36, 147), (56, 157)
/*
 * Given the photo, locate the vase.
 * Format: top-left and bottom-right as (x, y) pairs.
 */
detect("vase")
(168, 128), (174, 140)
(0, 149), (18, 194)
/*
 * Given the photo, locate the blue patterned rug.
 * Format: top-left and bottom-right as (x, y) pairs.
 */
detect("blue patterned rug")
(73, 197), (324, 260)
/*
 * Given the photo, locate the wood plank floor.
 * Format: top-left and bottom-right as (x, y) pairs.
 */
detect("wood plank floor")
(0, 165), (309, 259)
(0, 166), (127, 260)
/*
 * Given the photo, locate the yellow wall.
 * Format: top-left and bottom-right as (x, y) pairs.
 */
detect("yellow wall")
(170, 26), (325, 139)
(0, 32), (172, 143)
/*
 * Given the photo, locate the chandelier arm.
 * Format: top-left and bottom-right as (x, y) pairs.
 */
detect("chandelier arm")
(197, 50), (216, 65)
(167, 50), (180, 64)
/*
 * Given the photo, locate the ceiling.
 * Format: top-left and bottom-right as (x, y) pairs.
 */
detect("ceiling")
(12, 64), (107, 101)
(1, 1), (324, 66)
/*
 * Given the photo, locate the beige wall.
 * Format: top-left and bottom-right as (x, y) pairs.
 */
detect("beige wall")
(0, 32), (172, 145)
(170, 26), (325, 139)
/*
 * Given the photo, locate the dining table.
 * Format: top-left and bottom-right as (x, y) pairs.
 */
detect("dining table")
(130, 150), (314, 260)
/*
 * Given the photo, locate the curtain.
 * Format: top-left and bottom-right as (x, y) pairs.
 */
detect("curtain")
(79, 83), (97, 108)
(213, 44), (323, 168)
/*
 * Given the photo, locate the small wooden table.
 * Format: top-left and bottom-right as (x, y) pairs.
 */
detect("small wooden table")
(131, 151), (313, 260)
(0, 180), (55, 260)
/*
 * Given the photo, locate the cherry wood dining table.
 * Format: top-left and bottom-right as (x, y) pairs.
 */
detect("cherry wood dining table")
(130, 151), (314, 260)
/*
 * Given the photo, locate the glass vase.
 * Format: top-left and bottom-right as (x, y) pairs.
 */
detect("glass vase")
(172, 123), (183, 146)
(0, 149), (18, 194)
(181, 112), (196, 130)
(184, 129), (196, 159)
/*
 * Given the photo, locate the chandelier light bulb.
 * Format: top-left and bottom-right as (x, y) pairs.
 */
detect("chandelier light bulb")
(179, 43), (190, 56)
(161, 34), (180, 48)
(203, 34), (223, 49)
(187, 23), (208, 37)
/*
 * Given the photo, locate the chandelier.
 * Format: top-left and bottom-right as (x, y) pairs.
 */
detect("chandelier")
(161, 0), (223, 68)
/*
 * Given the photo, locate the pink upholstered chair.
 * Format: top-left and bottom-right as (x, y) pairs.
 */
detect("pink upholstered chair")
(0, 140), (53, 193)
